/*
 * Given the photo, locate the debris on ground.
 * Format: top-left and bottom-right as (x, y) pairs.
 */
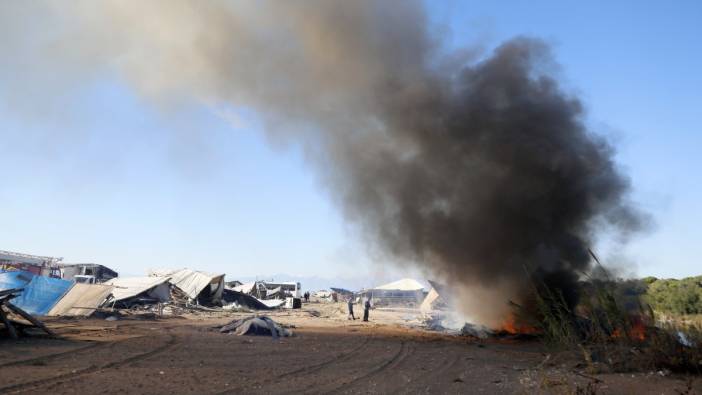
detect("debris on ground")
(217, 316), (292, 338)
(0, 288), (56, 339)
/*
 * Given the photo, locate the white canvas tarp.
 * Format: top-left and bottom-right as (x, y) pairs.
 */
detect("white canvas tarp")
(259, 299), (286, 308)
(48, 283), (113, 317)
(420, 281), (452, 313)
(374, 278), (425, 291)
(231, 282), (256, 294)
(420, 287), (440, 313)
(104, 276), (171, 302)
(149, 268), (224, 302)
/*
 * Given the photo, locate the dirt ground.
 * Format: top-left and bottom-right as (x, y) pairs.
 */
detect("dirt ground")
(0, 302), (699, 394)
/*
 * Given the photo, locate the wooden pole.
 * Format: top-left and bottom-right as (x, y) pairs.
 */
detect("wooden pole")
(4, 303), (56, 337)
(0, 305), (18, 339)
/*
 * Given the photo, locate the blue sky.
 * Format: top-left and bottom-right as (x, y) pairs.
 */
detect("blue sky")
(1, 1), (700, 283)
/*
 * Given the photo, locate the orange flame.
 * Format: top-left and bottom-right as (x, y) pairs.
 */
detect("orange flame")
(629, 317), (646, 341)
(611, 316), (647, 341)
(500, 314), (538, 334)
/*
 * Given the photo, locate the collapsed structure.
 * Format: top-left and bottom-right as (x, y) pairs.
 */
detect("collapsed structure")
(0, 270), (113, 317)
(0, 248), (308, 339)
(227, 280), (301, 309)
(149, 269), (225, 305)
(104, 276), (171, 308)
(358, 279), (426, 307)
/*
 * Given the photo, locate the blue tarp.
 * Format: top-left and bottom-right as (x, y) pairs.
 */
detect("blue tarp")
(0, 270), (35, 291)
(0, 272), (72, 315)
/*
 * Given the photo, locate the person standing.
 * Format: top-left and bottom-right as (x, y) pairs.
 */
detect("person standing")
(363, 299), (371, 322)
(347, 298), (356, 320)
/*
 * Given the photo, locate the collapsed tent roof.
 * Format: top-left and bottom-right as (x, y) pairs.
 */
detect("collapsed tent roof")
(231, 281), (256, 294)
(221, 289), (272, 310)
(149, 268), (224, 301)
(5, 273), (73, 315)
(48, 283), (113, 317)
(105, 276), (171, 302)
(2, 271), (111, 317)
(259, 299), (286, 308)
(374, 278), (425, 291)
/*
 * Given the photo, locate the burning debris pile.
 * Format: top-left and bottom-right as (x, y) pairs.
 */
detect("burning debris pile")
(413, 272), (700, 375)
(505, 266), (702, 374)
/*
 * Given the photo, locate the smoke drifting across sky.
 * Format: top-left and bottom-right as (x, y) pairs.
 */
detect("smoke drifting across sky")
(3, 1), (645, 324)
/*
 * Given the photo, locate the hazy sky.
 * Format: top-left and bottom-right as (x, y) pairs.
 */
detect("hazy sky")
(1, 1), (700, 282)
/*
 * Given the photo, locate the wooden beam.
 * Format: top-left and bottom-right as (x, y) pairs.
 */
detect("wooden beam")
(4, 303), (56, 337)
(0, 306), (18, 339)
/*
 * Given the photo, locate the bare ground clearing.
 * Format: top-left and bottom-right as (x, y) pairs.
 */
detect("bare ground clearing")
(0, 303), (698, 394)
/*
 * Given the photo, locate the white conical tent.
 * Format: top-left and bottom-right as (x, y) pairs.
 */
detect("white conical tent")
(374, 278), (424, 291)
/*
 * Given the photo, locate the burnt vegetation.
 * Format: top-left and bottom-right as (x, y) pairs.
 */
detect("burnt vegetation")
(514, 262), (702, 375)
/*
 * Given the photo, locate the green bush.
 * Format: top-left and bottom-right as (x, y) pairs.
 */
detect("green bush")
(644, 276), (702, 315)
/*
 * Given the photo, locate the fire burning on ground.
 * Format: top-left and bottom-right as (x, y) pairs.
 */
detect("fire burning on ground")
(498, 314), (540, 335)
(611, 315), (648, 342)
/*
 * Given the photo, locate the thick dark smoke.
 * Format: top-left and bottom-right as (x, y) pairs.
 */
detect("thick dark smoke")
(327, 38), (644, 323)
(2, 1), (645, 324)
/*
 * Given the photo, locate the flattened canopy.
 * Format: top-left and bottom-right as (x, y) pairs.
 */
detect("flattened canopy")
(48, 283), (113, 317)
(104, 276), (171, 302)
(149, 269), (224, 301)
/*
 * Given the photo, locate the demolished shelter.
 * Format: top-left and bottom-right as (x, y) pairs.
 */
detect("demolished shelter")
(103, 276), (171, 308)
(359, 278), (426, 307)
(225, 281), (289, 309)
(47, 283), (113, 317)
(0, 270), (114, 317)
(150, 268), (225, 305)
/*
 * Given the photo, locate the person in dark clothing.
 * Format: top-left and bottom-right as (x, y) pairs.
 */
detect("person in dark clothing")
(363, 299), (371, 322)
(347, 298), (356, 320)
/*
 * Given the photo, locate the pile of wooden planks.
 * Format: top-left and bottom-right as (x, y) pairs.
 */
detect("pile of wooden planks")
(0, 288), (56, 339)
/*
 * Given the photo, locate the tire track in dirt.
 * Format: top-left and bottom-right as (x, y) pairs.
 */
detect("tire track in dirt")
(0, 328), (181, 394)
(0, 322), (181, 369)
(278, 336), (374, 379)
(327, 340), (412, 394)
(0, 341), (108, 368)
(334, 343), (461, 394)
(214, 334), (376, 395)
(408, 350), (462, 394)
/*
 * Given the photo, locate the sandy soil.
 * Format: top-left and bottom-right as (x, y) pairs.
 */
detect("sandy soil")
(0, 302), (698, 394)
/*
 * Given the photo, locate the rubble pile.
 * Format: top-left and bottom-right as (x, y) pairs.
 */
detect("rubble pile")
(0, 288), (56, 339)
(217, 316), (292, 338)
(1, 250), (307, 338)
